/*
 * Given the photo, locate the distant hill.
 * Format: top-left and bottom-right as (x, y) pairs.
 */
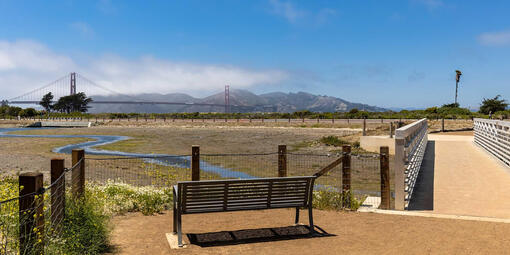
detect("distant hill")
(88, 89), (386, 113)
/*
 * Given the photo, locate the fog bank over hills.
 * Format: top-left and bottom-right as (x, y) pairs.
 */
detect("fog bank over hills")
(89, 89), (387, 113)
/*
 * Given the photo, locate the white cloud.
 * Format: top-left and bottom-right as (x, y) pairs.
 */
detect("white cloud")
(268, 0), (306, 23)
(86, 55), (289, 95)
(69, 22), (95, 39)
(0, 39), (289, 99)
(478, 30), (510, 46)
(412, 0), (444, 9)
(0, 40), (74, 72)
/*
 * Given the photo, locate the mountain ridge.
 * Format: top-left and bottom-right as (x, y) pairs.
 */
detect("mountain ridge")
(89, 89), (387, 113)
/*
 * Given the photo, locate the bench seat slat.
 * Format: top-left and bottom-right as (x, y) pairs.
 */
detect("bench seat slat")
(186, 195), (306, 208)
(177, 176), (315, 215)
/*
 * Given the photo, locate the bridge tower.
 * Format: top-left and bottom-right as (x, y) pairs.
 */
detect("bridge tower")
(225, 85), (230, 113)
(70, 72), (77, 95)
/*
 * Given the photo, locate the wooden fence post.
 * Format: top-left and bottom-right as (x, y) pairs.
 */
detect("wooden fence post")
(389, 122), (394, 138)
(192, 146), (200, 181)
(278, 145), (287, 177)
(72, 149), (85, 198)
(379, 147), (390, 209)
(362, 118), (367, 136)
(19, 172), (44, 254)
(342, 145), (351, 193)
(441, 118), (445, 132)
(51, 158), (65, 230)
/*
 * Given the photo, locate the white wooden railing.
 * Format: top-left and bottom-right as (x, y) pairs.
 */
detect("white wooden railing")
(474, 118), (510, 167)
(394, 118), (428, 210)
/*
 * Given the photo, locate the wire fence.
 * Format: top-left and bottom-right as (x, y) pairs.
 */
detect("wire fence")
(0, 158), (83, 255)
(85, 150), (387, 207)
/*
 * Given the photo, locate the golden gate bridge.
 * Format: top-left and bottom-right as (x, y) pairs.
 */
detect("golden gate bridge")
(3, 73), (274, 113)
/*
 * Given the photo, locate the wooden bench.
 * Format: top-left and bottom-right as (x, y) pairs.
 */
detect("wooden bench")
(172, 176), (317, 247)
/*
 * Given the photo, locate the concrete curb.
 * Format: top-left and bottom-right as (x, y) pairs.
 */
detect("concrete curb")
(358, 208), (510, 224)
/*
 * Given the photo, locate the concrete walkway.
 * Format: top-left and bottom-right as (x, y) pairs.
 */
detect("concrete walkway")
(409, 134), (510, 219)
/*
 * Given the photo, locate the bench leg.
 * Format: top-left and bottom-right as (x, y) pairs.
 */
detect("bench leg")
(308, 206), (314, 235)
(173, 203), (177, 234)
(295, 207), (300, 224)
(177, 212), (183, 247)
(173, 190), (177, 234)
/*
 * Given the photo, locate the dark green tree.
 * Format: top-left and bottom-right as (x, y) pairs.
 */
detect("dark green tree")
(441, 103), (460, 108)
(39, 92), (54, 113)
(479, 95), (508, 114)
(20, 108), (38, 117)
(53, 93), (93, 114)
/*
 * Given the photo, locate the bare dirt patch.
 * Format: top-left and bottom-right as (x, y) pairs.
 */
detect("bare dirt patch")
(109, 209), (510, 255)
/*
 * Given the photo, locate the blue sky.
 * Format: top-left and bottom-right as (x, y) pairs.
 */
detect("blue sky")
(1, 0), (510, 109)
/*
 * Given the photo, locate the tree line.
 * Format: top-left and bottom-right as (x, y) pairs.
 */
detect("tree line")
(0, 94), (508, 119)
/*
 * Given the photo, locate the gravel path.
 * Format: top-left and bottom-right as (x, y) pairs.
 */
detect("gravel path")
(109, 209), (510, 254)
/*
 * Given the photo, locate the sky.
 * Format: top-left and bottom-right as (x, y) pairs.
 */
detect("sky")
(1, 0), (510, 109)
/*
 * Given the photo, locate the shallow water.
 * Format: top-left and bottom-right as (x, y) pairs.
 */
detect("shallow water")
(0, 127), (255, 179)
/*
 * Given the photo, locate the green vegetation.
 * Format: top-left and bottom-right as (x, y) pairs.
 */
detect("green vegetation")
(312, 190), (363, 211)
(1, 99), (506, 120)
(479, 95), (508, 115)
(52, 92), (93, 113)
(55, 194), (111, 254)
(319, 136), (349, 147)
(0, 179), (173, 255)
(88, 181), (173, 215)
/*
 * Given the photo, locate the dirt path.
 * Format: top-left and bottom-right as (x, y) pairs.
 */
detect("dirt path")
(109, 209), (510, 254)
(411, 134), (510, 218)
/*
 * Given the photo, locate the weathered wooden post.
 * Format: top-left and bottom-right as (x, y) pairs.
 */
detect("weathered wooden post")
(19, 172), (44, 254)
(394, 138), (405, 210)
(342, 145), (351, 192)
(379, 146), (390, 209)
(72, 149), (85, 198)
(191, 146), (200, 181)
(389, 122), (394, 138)
(51, 158), (65, 230)
(278, 145), (287, 177)
(362, 117), (367, 136)
(441, 118), (445, 132)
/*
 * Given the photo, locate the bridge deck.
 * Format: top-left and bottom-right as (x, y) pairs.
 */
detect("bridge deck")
(409, 134), (510, 218)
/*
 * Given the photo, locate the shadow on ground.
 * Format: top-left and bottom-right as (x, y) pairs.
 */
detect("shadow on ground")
(408, 141), (435, 210)
(187, 225), (334, 247)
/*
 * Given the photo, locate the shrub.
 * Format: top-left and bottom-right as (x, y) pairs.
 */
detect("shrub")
(320, 136), (348, 147)
(312, 189), (362, 211)
(56, 193), (111, 254)
(88, 181), (173, 215)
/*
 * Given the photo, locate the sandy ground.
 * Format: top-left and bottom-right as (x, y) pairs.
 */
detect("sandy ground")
(409, 133), (510, 218)
(108, 209), (510, 255)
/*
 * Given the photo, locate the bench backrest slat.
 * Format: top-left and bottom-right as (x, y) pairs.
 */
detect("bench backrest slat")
(177, 176), (315, 214)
